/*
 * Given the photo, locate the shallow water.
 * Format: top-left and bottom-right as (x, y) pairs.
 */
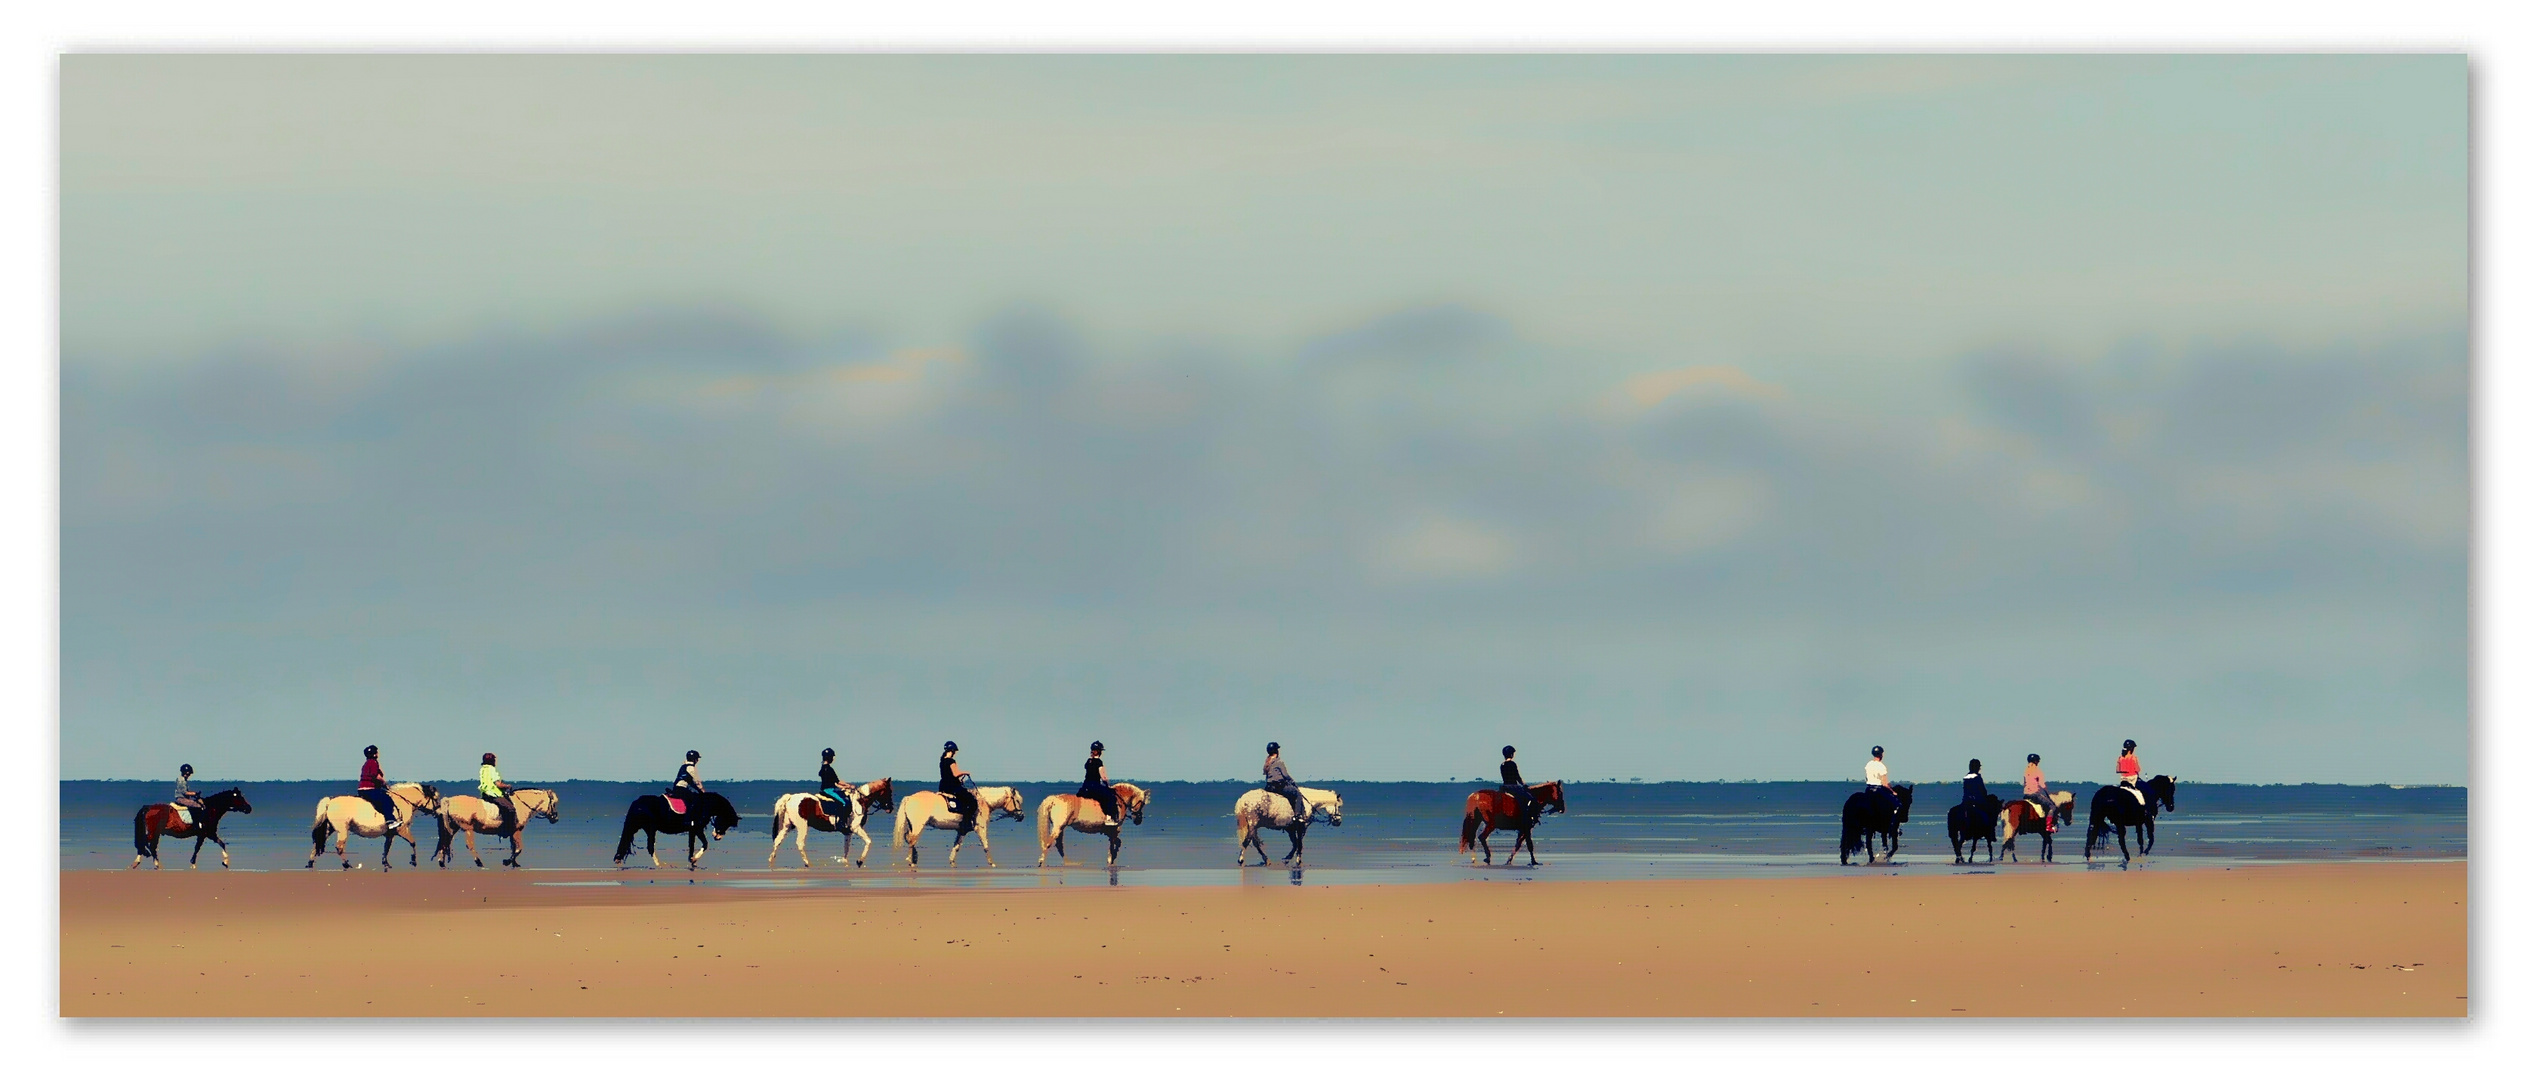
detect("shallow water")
(64, 779), (2465, 884)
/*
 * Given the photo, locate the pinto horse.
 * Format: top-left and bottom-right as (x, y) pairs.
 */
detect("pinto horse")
(1946, 795), (2004, 864)
(433, 789), (561, 868)
(307, 783), (442, 871)
(1234, 785), (1343, 867)
(892, 786), (1025, 868)
(1839, 783), (1914, 865)
(1459, 780), (1567, 866)
(1036, 782), (1150, 867)
(131, 788), (252, 869)
(767, 785), (878, 869)
(1996, 792), (2075, 863)
(613, 791), (741, 869)
(2085, 775), (2178, 864)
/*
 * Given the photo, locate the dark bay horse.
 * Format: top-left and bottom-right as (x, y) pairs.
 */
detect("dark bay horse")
(613, 791), (741, 869)
(1458, 780), (1568, 866)
(2085, 775), (2178, 864)
(1947, 794), (2003, 863)
(1839, 783), (1914, 865)
(131, 788), (252, 869)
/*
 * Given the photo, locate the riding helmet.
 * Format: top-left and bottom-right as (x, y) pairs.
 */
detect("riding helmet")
(2123, 739), (2137, 750)
(2028, 753), (2041, 764)
(1871, 745), (1884, 757)
(686, 750), (700, 761)
(1090, 740), (1104, 753)
(944, 740), (958, 753)
(483, 752), (496, 765)
(1266, 742), (1280, 754)
(364, 744), (379, 757)
(180, 763), (192, 775)
(822, 748), (835, 760)
(1968, 759), (1981, 772)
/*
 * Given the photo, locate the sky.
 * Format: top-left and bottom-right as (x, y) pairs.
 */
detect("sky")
(59, 55), (2468, 785)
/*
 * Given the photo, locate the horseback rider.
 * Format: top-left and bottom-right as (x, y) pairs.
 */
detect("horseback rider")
(478, 752), (518, 836)
(1499, 745), (1536, 825)
(818, 748), (850, 825)
(670, 750), (706, 826)
(357, 744), (401, 832)
(1961, 758), (1995, 832)
(1262, 742), (1307, 822)
(939, 741), (976, 834)
(172, 763), (205, 821)
(2023, 753), (2056, 829)
(1078, 740), (1121, 825)
(1862, 745), (1895, 816)
(2115, 740), (2146, 807)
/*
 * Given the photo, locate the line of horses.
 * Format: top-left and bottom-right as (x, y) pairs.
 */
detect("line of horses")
(1838, 775), (2180, 866)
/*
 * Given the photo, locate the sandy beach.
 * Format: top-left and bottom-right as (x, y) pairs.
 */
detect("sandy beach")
(59, 862), (2464, 1017)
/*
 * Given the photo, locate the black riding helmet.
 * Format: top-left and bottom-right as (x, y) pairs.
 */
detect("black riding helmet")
(180, 763), (193, 776)
(943, 740), (958, 753)
(1502, 745), (1515, 758)
(686, 750), (700, 762)
(2123, 739), (2137, 751)
(2028, 753), (2041, 764)
(364, 745), (379, 758)
(483, 752), (496, 765)
(1871, 745), (1884, 757)
(1090, 740), (1104, 753)
(1968, 758), (1981, 772)
(1266, 742), (1280, 754)
(822, 748), (835, 761)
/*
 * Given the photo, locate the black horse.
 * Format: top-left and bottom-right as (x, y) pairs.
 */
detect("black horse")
(1839, 782), (1914, 864)
(131, 788), (253, 869)
(613, 791), (742, 869)
(1946, 794), (2003, 864)
(2084, 775), (2179, 864)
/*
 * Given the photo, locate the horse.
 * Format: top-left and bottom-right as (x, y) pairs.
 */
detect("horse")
(1035, 782), (1150, 867)
(1838, 782), (1914, 865)
(767, 785), (878, 869)
(892, 786), (1026, 868)
(1995, 791), (2075, 863)
(1946, 794), (2004, 864)
(1458, 779), (1568, 866)
(2085, 775), (2179, 864)
(1234, 785), (1343, 867)
(612, 790), (742, 869)
(130, 788), (252, 869)
(432, 789), (561, 868)
(306, 783), (442, 871)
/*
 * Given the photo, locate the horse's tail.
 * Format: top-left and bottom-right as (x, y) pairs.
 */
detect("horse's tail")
(1838, 802), (1860, 858)
(891, 803), (912, 849)
(310, 803), (334, 853)
(1038, 799), (1056, 848)
(132, 807), (151, 855)
(1459, 800), (1479, 853)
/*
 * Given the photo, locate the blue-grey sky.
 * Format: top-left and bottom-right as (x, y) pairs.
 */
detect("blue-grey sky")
(61, 55), (2467, 784)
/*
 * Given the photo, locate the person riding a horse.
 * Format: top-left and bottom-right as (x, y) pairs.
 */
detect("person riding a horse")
(2116, 740), (2146, 807)
(357, 745), (400, 832)
(1960, 758), (1998, 834)
(817, 748), (849, 821)
(172, 763), (205, 825)
(1499, 745), (1537, 825)
(478, 752), (518, 836)
(2023, 753), (2056, 830)
(940, 741), (976, 833)
(1078, 740), (1120, 825)
(1863, 745), (1896, 817)
(670, 750), (707, 826)
(1263, 742), (1307, 822)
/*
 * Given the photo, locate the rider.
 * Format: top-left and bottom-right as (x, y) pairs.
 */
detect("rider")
(939, 741), (976, 834)
(670, 750), (706, 825)
(478, 752), (518, 836)
(1863, 745), (1894, 815)
(818, 748), (850, 825)
(1078, 740), (1120, 825)
(2115, 739), (2145, 807)
(172, 764), (204, 826)
(2023, 753), (2055, 829)
(1262, 742), (1307, 823)
(1961, 758), (1993, 831)
(357, 744), (401, 832)
(1499, 745), (1535, 825)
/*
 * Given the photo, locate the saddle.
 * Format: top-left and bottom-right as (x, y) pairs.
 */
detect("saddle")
(168, 805), (193, 827)
(665, 796), (688, 816)
(812, 797), (849, 828)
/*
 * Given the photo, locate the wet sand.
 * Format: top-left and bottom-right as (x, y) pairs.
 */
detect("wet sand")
(59, 861), (2464, 1017)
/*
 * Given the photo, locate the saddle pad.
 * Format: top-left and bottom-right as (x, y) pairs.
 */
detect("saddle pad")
(666, 796), (687, 815)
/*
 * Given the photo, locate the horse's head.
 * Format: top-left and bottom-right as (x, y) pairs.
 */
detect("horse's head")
(1117, 783), (1149, 825)
(2151, 775), (2178, 812)
(211, 788), (251, 814)
(994, 787), (1027, 821)
(706, 792), (741, 838)
(1319, 791), (1343, 827)
(1533, 780), (1567, 815)
(1893, 782), (1915, 820)
(859, 778), (895, 813)
(400, 782), (443, 811)
(527, 789), (561, 824)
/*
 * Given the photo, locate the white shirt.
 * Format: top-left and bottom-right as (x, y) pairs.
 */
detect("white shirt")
(1864, 759), (1890, 787)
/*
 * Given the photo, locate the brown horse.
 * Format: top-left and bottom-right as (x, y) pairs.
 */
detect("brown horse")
(1996, 792), (2075, 863)
(1036, 782), (1150, 867)
(131, 788), (253, 869)
(1458, 780), (1567, 866)
(433, 789), (561, 868)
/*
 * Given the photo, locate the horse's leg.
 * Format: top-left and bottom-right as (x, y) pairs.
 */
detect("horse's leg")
(1524, 828), (1540, 867)
(191, 833), (207, 868)
(1287, 825), (1304, 868)
(464, 827), (484, 868)
(648, 828), (660, 869)
(979, 820), (995, 868)
(1107, 826), (1121, 868)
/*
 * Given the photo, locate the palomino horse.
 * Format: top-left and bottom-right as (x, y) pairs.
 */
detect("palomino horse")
(1035, 782), (1150, 867)
(432, 789), (561, 868)
(131, 788), (252, 869)
(1838, 783), (1914, 865)
(307, 783), (442, 871)
(1458, 780), (1567, 866)
(767, 787), (872, 868)
(1234, 785), (1343, 867)
(1947, 794), (2004, 864)
(1996, 792), (2075, 863)
(892, 786), (1025, 868)
(613, 790), (742, 869)
(2085, 776), (2178, 864)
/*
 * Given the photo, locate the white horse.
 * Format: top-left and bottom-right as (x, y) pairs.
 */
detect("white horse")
(306, 782), (442, 871)
(767, 788), (873, 868)
(892, 786), (1026, 868)
(1234, 786), (1343, 867)
(1036, 782), (1150, 867)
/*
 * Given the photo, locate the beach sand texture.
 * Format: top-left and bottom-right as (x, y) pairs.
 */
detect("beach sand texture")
(61, 862), (2463, 1017)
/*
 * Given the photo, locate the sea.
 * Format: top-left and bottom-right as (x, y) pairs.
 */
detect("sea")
(61, 779), (2465, 888)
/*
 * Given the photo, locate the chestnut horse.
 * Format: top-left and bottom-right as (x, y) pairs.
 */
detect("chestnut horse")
(432, 789), (561, 868)
(1036, 782), (1150, 867)
(1458, 780), (1567, 866)
(1995, 792), (2075, 863)
(130, 788), (252, 869)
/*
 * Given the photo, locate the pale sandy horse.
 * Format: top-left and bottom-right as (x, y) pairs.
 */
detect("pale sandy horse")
(1234, 786), (1343, 867)
(306, 782), (442, 871)
(432, 789), (561, 868)
(892, 786), (1025, 868)
(767, 787), (872, 868)
(1036, 782), (1150, 867)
